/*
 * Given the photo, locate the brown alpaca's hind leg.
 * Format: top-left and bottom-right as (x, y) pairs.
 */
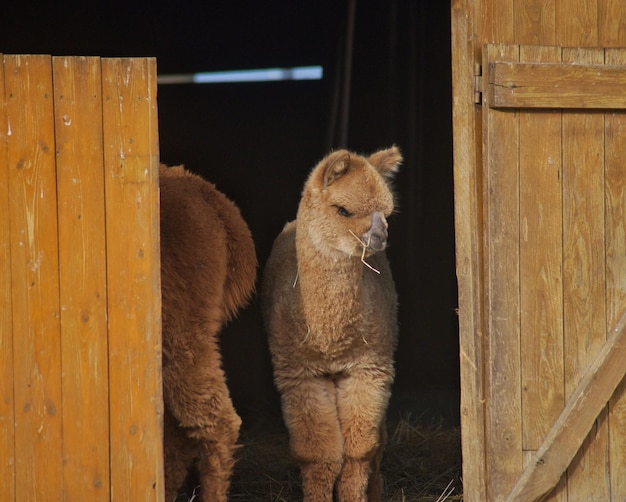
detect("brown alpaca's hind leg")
(163, 408), (198, 501)
(163, 338), (241, 502)
(279, 375), (344, 502)
(193, 399), (241, 502)
(335, 373), (391, 502)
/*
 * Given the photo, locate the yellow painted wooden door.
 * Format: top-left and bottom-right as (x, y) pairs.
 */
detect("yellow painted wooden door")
(481, 44), (626, 501)
(0, 55), (163, 501)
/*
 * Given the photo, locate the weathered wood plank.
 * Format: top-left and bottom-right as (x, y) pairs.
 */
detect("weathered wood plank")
(518, 34), (562, 499)
(53, 56), (111, 500)
(479, 0), (514, 44)
(482, 43), (523, 502)
(450, 3), (488, 500)
(0, 53), (16, 502)
(456, 2), (626, 500)
(518, 44), (565, 459)
(561, 46), (609, 502)
(5, 54), (64, 500)
(515, 0), (556, 45)
(102, 57), (164, 501)
(505, 308), (626, 502)
(598, 0), (626, 46)
(556, 0), (597, 46)
(604, 46), (626, 502)
(488, 61), (626, 109)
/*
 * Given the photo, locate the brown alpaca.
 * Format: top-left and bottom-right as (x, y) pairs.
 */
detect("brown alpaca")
(159, 164), (257, 502)
(262, 147), (401, 502)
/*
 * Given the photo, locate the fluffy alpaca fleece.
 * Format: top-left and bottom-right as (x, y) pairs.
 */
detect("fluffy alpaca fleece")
(159, 164), (257, 502)
(262, 147), (401, 502)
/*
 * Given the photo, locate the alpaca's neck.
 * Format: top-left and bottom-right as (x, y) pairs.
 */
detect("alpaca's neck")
(295, 225), (366, 349)
(295, 226), (363, 297)
(298, 250), (362, 303)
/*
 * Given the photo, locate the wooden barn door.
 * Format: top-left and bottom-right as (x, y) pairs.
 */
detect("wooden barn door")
(480, 44), (626, 501)
(0, 55), (163, 501)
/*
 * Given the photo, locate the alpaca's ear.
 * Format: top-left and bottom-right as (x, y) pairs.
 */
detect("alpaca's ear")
(368, 145), (402, 179)
(320, 150), (351, 188)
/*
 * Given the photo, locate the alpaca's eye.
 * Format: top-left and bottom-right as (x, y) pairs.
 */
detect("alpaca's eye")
(336, 205), (353, 217)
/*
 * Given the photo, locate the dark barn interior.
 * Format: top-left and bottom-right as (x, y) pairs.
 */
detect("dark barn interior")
(1, 1), (459, 498)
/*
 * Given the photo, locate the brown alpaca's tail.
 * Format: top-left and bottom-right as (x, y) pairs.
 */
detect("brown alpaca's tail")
(202, 183), (258, 321)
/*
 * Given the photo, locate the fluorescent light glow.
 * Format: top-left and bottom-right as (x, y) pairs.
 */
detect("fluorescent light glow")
(158, 65), (323, 85)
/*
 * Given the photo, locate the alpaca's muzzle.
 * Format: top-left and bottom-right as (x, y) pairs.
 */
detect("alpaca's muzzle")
(363, 212), (388, 253)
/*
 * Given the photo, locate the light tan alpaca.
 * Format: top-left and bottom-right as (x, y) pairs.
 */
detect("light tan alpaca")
(262, 147), (401, 502)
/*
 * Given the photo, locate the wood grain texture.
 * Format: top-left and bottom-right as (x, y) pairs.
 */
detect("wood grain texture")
(560, 46), (609, 502)
(53, 56), (111, 501)
(451, 2), (488, 500)
(557, 0), (597, 46)
(604, 46), (626, 502)
(518, 45), (565, 460)
(506, 309), (626, 502)
(451, 2), (489, 500)
(0, 54), (164, 500)
(102, 57), (164, 501)
(478, 0), (514, 44)
(598, 0), (626, 46)
(517, 36), (565, 486)
(4, 54), (64, 501)
(488, 62), (626, 109)
(0, 53), (15, 502)
(482, 43), (523, 502)
(454, 1), (626, 500)
(515, 0), (556, 45)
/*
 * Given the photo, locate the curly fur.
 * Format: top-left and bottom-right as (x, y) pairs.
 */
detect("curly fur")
(159, 164), (257, 502)
(262, 147), (401, 501)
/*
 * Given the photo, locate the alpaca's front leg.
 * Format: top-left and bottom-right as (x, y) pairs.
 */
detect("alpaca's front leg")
(278, 375), (344, 502)
(335, 371), (392, 502)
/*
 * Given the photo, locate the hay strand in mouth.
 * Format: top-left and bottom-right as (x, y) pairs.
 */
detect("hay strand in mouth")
(349, 230), (381, 274)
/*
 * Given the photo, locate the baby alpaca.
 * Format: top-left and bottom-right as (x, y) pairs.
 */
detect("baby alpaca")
(159, 165), (257, 502)
(262, 147), (401, 501)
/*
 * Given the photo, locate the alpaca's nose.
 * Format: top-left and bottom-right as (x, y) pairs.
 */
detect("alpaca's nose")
(364, 212), (388, 252)
(368, 232), (387, 251)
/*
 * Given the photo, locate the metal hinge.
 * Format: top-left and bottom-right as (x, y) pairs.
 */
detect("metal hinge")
(474, 63), (483, 104)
